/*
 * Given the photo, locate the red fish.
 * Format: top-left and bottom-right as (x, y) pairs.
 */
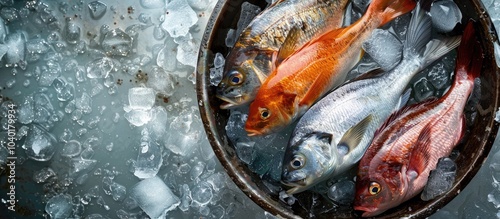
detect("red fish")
(244, 0), (416, 136)
(353, 22), (483, 217)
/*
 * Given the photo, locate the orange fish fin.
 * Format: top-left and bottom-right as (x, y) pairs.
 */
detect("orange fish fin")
(367, 0), (416, 26)
(407, 122), (434, 175)
(298, 74), (331, 107)
(305, 27), (347, 46)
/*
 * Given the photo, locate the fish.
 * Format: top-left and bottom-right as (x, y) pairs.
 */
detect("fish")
(280, 2), (461, 195)
(217, 0), (350, 109)
(353, 21), (482, 217)
(244, 0), (417, 136)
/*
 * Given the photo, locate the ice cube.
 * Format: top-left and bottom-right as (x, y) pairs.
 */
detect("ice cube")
(235, 2), (261, 39)
(134, 129), (163, 179)
(209, 53), (225, 86)
(175, 33), (198, 68)
(153, 25), (166, 40)
(147, 106), (169, 137)
(362, 29), (402, 71)
(75, 92), (92, 114)
(39, 60), (62, 87)
(0, 17), (6, 43)
(26, 38), (50, 54)
(187, 0), (211, 11)
(110, 181), (127, 201)
(140, 0), (165, 9)
(413, 77), (435, 102)
(18, 95), (34, 124)
(0, 7), (18, 22)
(279, 190), (297, 205)
(86, 57), (114, 79)
(157, 36), (178, 71)
(69, 158), (97, 176)
(147, 67), (175, 97)
(327, 180), (355, 205)
(234, 142), (256, 164)
(421, 157), (457, 201)
(179, 184), (192, 211)
(64, 20), (81, 44)
(425, 62), (450, 90)
(430, 0), (462, 33)
(192, 182), (213, 206)
(52, 77), (75, 102)
(88, 1), (107, 20)
(33, 167), (56, 183)
(190, 161), (205, 180)
(22, 124), (57, 161)
(45, 194), (73, 219)
(61, 140), (82, 157)
(101, 29), (132, 57)
(161, 0), (198, 38)
(165, 108), (201, 156)
(130, 176), (180, 219)
(4, 32), (26, 65)
(128, 87), (156, 110)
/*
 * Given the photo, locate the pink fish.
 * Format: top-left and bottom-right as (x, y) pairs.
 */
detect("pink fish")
(353, 21), (483, 217)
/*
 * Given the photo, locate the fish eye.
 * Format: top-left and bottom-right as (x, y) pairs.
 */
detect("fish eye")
(229, 70), (244, 85)
(290, 155), (305, 169)
(260, 108), (271, 120)
(369, 182), (381, 195)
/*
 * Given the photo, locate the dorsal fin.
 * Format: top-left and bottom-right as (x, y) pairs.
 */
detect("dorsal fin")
(276, 26), (303, 66)
(373, 97), (438, 138)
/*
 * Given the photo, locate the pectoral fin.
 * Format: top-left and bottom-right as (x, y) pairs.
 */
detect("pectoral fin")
(338, 114), (373, 154)
(408, 123), (434, 175)
(277, 26), (303, 65)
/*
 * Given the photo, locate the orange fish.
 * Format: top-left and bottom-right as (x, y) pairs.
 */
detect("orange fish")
(354, 22), (482, 217)
(244, 0), (416, 136)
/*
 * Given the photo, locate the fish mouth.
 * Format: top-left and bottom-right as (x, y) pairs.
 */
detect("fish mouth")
(246, 129), (262, 137)
(281, 179), (307, 194)
(216, 95), (240, 109)
(353, 206), (378, 217)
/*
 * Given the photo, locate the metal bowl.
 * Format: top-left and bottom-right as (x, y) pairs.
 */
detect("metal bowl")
(196, 0), (500, 218)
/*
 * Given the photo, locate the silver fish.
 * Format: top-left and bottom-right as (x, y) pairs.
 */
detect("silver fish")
(217, 0), (350, 109)
(281, 4), (461, 195)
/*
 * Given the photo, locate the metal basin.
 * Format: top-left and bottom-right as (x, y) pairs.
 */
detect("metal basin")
(196, 0), (500, 218)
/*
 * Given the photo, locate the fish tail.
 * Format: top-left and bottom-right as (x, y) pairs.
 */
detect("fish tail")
(403, 1), (431, 58)
(455, 21), (483, 81)
(367, 0), (416, 26)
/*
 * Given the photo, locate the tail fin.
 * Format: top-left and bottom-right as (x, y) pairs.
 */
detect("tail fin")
(367, 0), (416, 26)
(456, 21), (484, 80)
(403, 1), (432, 58)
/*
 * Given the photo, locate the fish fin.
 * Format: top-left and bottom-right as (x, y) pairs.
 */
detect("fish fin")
(308, 27), (347, 45)
(298, 73), (329, 107)
(338, 114), (373, 154)
(421, 36), (461, 69)
(374, 97), (438, 137)
(252, 63), (268, 85)
(403, 2), (432, 58)
(408, 123), (434, 175)
(354, 68), (386, 81)
(268, 0), (286, 7)
(455, 21), (483, 81)
(367, 0), (416, 27)
(342, 2), (353, 27)
(398, 88), (412, 109)
(277, 26), (303, 66)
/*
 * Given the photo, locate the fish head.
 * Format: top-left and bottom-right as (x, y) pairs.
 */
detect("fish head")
(244, 91), (296, 136)
(281, 132), (339, 194)
(217, 48), (272, 109)
(354, 166), (406, 217)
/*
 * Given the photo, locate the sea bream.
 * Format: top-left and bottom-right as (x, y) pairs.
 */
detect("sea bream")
(217, 0), (350, 109)
(280, 2), (461, 195)
(244, 0), (417, 136)
(354, 22), (482, 217)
